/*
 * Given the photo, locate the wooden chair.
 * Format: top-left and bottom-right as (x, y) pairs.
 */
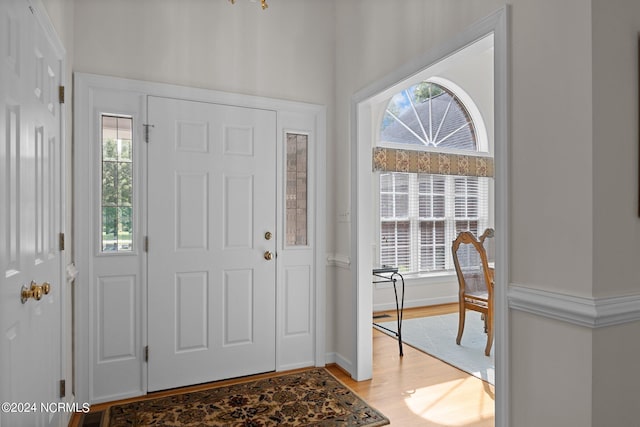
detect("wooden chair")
(451, 228), (494, 356)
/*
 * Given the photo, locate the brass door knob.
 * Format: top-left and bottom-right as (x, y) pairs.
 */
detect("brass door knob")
(264, 251), (273, 261)
(20, 281), (51, 304)
(21, 283), (41, 303)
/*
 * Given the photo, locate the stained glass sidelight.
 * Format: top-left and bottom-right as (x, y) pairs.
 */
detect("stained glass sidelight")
(286, 133), (308, 246)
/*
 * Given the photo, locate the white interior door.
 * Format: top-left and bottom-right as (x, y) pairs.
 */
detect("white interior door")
(0, 1), (64, 426)
(147, 96), (277, 391)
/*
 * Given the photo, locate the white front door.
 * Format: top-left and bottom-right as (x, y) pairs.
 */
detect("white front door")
(0, 1), (64, 426)
(147, 96), (277, 391)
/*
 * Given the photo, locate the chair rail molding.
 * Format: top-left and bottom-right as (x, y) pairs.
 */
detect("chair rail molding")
(508, 284), (640, 328)
(327, 253), (351, 269)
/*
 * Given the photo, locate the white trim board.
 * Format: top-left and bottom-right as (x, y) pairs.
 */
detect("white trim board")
(508, 284), (640, 328)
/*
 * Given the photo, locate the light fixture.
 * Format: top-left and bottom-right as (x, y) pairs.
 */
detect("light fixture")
(229, 0), (268, 10)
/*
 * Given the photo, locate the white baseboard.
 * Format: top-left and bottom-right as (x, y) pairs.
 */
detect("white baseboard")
(508, 284), (640, 328)
(325, 352), (353, 377)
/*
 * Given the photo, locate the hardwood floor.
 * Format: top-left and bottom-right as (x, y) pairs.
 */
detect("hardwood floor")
(329, 303), (495, 426)
(70, 304), (494, 426)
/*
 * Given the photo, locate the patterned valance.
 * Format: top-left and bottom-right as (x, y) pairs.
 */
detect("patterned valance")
(373, 147), (494, 177)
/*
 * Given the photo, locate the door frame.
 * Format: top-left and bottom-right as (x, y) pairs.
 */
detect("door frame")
(350, 6), (510, 426)
(29, 0), (70, 409)
(74, 73), (326, 403)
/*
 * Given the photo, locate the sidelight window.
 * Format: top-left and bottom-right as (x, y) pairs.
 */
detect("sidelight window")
(285, 133), (308, 246)
(100, 115), (133, 252)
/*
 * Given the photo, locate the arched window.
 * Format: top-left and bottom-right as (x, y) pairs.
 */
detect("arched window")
(380, 81), (477, 151)
(376, 79), (492, 274)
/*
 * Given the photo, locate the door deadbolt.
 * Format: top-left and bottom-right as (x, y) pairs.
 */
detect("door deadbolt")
(264, 231), (272, 240)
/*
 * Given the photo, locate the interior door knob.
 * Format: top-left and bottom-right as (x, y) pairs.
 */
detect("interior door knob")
(20, 281), (50, 304)
(264, 251), (273, 261)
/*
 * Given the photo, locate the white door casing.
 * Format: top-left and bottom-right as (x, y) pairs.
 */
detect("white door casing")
(0, 1), (66, 426)
(74, 74), (326, 403)
(147, 96), (277, 391)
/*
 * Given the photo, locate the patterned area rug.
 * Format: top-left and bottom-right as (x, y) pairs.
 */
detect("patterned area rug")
(105, 368), (389, 426)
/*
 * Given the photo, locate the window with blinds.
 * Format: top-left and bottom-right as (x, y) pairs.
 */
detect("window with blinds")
(380, 173), (489, 273)
(377, 79), (492, 274)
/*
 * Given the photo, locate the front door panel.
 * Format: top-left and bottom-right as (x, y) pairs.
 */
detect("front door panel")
(147, 96), (276, 392)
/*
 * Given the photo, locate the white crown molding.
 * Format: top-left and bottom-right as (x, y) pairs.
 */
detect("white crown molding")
(508, 284), (640, 328)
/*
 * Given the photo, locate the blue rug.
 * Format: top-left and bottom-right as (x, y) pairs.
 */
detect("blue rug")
(374, 311), (494, 384)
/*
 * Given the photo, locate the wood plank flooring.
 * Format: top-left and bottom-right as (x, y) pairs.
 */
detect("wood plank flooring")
(70, 304), (494, 426)
(330, 303), (495, 426)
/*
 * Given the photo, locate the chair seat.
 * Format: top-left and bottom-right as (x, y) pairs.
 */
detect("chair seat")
(465, 291), (488, 301)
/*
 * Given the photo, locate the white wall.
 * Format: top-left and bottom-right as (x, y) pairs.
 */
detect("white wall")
(507, 0), (594, 422)
(591, 0), (640, 424)
(510, 0), (594, 298)
(73, 0), (335, 106)
(592, 0), (640, 298)
(510, 311), (593, 425)
(509, 0), (640, 424)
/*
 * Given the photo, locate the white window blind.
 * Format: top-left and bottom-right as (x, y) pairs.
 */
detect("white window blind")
(380, 172), (489, 274)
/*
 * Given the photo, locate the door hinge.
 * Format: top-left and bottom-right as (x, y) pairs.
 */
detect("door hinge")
(58, 86), (65, 104)
(143, 124), (154, 143)
(144, 346), (149, 362)
(144, 236), (149, 252)
(59, 233), (65, 251)
(59, 379), (66, 398)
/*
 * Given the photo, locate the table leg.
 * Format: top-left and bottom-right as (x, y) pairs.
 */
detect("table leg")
(391, 272), (405, 357)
